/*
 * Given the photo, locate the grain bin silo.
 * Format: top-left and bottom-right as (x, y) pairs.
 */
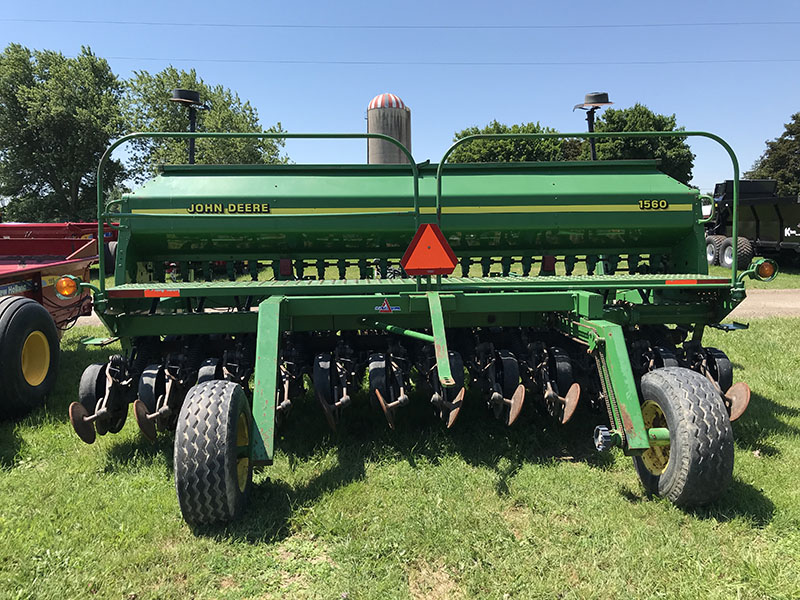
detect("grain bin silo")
(367, 93), (411, 164)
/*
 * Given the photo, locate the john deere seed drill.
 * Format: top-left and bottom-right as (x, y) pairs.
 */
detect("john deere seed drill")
(60, 131), (777, 527)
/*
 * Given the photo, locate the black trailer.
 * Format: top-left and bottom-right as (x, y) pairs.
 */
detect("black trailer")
(705, 179), (800, 269)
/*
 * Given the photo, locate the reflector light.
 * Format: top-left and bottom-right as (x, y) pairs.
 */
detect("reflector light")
(757, 261), (776, 280)
(400, 224), (458, 276)
(55, 277), (78, 299)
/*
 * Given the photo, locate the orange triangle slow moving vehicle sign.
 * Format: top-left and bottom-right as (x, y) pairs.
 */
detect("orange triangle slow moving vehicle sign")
(400, 224), (458, 276)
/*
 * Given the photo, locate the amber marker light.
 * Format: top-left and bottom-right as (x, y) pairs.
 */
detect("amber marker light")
(55, 276), (79, 300)
(756, 260), (777, 281)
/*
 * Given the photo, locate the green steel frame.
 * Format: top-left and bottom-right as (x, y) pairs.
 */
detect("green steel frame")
(88, 129), (747, 467)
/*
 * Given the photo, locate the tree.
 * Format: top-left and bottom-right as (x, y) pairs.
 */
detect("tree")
(125, 67), (287, 182)
(746, 113), (800, 197)
(449, 120), (580, 163)
(589, 104), (695, 185)
(0, 44), (126, 222)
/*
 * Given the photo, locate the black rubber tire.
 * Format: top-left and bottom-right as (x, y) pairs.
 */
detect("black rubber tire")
(720, 237), (755, 270)
(138, 364), (165, 414)
(197, 358), (221, 385)
(719, 238), (734, 269)
(705, 236), (718, 266)
(368, 353), (387, 410)
(736, 237), (755, 270)
(497, 350), (520, 398)
(103, 355), (129, 434)
(78, 363), (109, 435)
(78, 363), (106, 412)
(633, 367), (734, 507)
(653, 346), (680, 369)
(174, 380), (253, 526)
(0, 296), (60, 417)
(711, 235), (725, 266)
(313, 353), (334, 405)
(704, 347), (733, 393)
(104, 241), (118, 276)
(549, 348), (572, 396)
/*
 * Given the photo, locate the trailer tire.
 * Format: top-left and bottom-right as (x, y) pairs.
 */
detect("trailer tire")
(720, 237), (754, 270)
(705, 235), (726, 266)
(104, 241), (118, 276)
(705, 236), (718, 265)
(736, 237), (755, 270)
(0, 296), (60, 417)
(633, 367), (733, 507)
(174, 380), (253, 527)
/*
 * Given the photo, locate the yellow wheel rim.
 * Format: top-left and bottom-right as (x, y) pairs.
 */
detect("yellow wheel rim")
(641, 400), (670, 475)
(21, 330), (50, 387)
(236, 411), (251, 493)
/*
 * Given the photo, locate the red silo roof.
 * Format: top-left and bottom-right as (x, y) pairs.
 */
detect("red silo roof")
(368, 93), (406, 110)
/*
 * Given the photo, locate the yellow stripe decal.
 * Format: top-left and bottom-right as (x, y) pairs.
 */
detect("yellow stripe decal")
(131, 204), (693, 215)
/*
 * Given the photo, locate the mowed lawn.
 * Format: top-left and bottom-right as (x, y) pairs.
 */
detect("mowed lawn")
(1, 318), (799, 600)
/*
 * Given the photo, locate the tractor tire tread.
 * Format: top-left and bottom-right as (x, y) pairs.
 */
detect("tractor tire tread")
(736, 237), (755, 270)
(174, 380), (251, 526)
(636, 367), (733, 507)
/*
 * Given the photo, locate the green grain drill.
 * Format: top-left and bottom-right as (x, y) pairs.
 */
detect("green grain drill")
(62, 131), (777, 527)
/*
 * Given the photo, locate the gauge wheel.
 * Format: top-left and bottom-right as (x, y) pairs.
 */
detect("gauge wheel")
(633, 367), (733, 507)
(174, 380), (253, 526)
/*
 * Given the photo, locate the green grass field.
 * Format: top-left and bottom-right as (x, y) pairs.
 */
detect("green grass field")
(1, 319), (798, 599)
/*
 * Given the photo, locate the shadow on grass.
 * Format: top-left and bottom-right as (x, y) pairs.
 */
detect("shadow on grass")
(0, 422), (22, 468)
(733, 391), (800, 457)
(689, 479), (775, 527)
(209, 444), (368, 543)
(191, 388), (618, 541)
(619, 479), (775, 527)
(98, 381), (785, 539)
(103, 433), (174, 475)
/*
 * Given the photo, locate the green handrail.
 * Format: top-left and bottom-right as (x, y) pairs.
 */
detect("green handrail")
(436, 131), (741, 286)
(95, 131), (418, 290)
(697, 194), (716, 225)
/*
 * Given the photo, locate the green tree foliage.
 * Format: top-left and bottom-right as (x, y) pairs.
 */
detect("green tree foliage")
(0, 44), (125, 221)
(125, 67), (287, 181)
(449, 120), (580, 163)
(746, 113), (800, 197)
(589, 103), (695, 185)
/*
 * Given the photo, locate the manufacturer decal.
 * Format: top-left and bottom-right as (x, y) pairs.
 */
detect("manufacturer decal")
(374, 299), (401, 313)
(187, 202), (271, 214)
(785, 226), (799, 238)
(0, 280), (34, 296)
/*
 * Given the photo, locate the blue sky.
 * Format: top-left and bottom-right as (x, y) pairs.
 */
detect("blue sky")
(2, 0), (799, 192)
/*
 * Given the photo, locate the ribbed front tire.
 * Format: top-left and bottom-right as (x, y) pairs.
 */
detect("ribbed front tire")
(633, 367), (734, 507)
(174, 380), (253, 527)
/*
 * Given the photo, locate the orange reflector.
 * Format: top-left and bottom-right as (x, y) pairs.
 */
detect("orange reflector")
(107, 289), (181, 298)
(143, 289), (181, 298)
(757, 261), (775, 280)
(55, 276), (78, 299)
(665, 278), (729, 285)
(400, 224), (458, 276)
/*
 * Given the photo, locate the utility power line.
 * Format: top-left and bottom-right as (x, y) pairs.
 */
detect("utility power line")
(4, 17), (800, 30)
(104, 56), (800, 66)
